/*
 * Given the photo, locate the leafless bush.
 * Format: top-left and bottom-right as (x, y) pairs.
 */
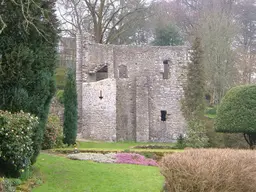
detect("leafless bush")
(160, 149), (256, 192)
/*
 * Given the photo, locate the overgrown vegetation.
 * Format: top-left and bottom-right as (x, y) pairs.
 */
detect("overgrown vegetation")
(0, 111), (38, 177)
(42, 115), (63, 150)
(215, 85), (256, 149)
(160, 149), (256, 192)
(182, 37), (209, 148)
(0, 0), (59, 164)
(63, 69), (78, 145)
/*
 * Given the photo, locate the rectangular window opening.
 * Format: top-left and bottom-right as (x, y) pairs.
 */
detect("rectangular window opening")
(163, 60), (169, 79)
(161, 110), (167, 121)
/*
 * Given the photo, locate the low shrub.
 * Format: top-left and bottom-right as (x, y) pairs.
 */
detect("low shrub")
(0, 111), (38, 177)
(160, 149), (256, 192)
(185, 119), (209, 148)
(42, 115), (62, 150)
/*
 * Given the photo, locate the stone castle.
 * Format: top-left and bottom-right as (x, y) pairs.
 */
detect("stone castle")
(76, 38), (188, 142)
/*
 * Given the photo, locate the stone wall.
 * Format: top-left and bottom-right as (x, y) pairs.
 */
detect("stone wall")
(78, 43), (188, 142)
(82, 78), (116, 141)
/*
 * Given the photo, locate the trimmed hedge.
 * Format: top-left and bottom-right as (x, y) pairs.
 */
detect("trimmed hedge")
(160, 149), (256, 192)
(215, 85), (256, 133)
(0, 111), (38, 177)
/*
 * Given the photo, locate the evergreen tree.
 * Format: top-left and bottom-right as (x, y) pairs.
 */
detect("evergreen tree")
(63, 69), (78, 145)
(0, 0), (59, 163)
(152, 24), (183, 46)
(182, 37), (209, 147)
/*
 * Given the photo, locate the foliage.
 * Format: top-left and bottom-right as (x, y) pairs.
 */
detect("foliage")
(215, 85), (256, 148)
(56, 90), (64, 104)
(1, 178), (16, 192)
(182, 37), (205, 119)
(182, 37), (209, 147)
(175, 134), (186, 149)
(33, 153), (163, 192)
(160, 149), (256, 192)
(204, 116), (248, 149)
(222, 133), (248, 149)
(63, 69), (78, 145)
(185, 120), (209, 148)
(205, 107), (217, 115)
(0, 0), (59, 164)
(0, 111), (38, 177)
(42, 115), (62, 150)
(152, 24), (183, 46)
(55, 67), (67, 90)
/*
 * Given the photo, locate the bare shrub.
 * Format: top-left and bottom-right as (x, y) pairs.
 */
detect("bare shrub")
(160, 149), (256, 192)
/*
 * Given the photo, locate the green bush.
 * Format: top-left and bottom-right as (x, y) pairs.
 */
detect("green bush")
(215, 85), (256, 148)
(175, 134), (186, 149)
(185, 119), (209, 148)
(0, 111), (38, 177)
(56, 90), (64, 104)
(42, 115), (62, 150)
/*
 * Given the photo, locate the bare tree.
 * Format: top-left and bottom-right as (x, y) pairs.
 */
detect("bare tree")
(57, 0), (147, 44)
(235, 0), (256, 84)
(168, 0), (238, 104)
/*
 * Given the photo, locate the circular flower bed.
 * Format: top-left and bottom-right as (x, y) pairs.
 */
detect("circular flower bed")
(67, 152), (158, 166)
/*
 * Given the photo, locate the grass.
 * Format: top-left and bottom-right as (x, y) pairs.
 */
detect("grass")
(75, 141), (175, 150)
(32, 153), (164, 192)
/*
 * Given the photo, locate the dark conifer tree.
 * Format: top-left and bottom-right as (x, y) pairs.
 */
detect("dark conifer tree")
(182, 37), (209, 147)
(63, 69), (78, 145)
(183, 37), (205, 119)
(0, 0), (59, 163)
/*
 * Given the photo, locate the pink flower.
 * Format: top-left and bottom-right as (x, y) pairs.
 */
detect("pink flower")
(115, 153), (158, 166)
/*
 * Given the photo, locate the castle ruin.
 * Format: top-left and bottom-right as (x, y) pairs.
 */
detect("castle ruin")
(76, 40), (188, 142)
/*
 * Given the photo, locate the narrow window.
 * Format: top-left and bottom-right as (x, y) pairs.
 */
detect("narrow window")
(119, 65), (128, 78)
(163, 60), (169, 79)
(161, 110), (167, 121)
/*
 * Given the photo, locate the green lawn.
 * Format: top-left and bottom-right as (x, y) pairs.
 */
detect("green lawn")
(32, 153), (164, 192)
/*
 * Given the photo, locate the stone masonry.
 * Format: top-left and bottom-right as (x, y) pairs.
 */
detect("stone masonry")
(77, 40), (189, 142)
